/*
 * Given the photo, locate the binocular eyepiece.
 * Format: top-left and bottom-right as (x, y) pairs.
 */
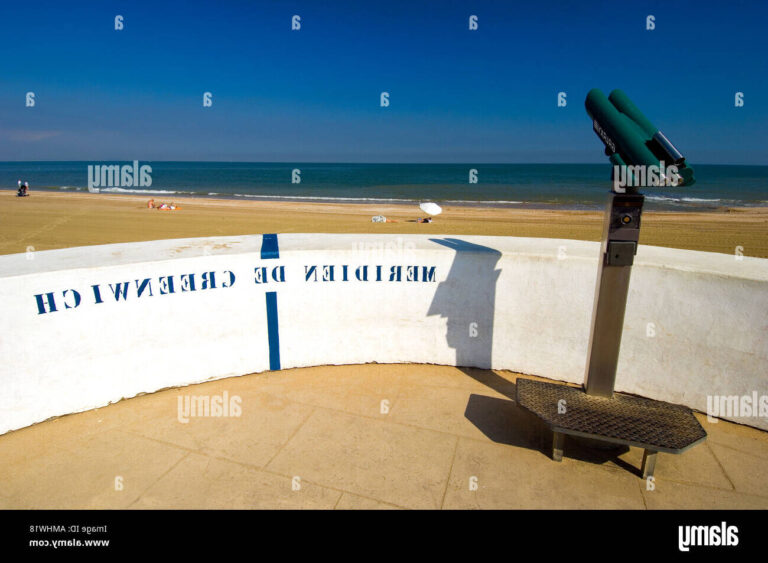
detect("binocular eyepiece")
(586, 89), (695, 190)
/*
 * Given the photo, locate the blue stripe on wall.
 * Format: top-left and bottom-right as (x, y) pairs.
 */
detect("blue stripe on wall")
(262, 234), (281, 369)
(261, 233), (280, 259)
(265, 291), (281, 371)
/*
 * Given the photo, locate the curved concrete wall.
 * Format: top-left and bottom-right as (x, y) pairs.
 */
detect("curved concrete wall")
(1, 233), (766, 434)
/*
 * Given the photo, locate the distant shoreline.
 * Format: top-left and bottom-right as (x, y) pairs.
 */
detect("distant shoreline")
(2, 186), (760, 213)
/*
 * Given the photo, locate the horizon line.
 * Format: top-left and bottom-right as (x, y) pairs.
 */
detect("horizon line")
(0, 160), (765, 167)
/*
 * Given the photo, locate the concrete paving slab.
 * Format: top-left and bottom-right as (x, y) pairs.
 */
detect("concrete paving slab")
(395, 366), (518, 396)
(335, 492), (401, 510)
(1, 365), (766, 509)
(254, 379), (403, 421)
(389, 387), (542, 449)
(131, 453), (341, 509)
(266, 408), (457, 509)
(2, 430), (187, 508)
(699, 413), (768, 460)
(561, 439), (733, 490)
(642, 480), (768, 510)
(0, 494), (13, 510)
(443, 437), (646, 509)
(122, 387), (315, 468)
(708, 443), (768, 497)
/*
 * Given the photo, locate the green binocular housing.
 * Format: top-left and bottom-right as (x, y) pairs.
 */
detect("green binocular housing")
(585, 89), (695, 188)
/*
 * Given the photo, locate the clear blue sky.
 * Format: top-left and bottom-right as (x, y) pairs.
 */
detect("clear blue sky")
(0, 0), (765, 163)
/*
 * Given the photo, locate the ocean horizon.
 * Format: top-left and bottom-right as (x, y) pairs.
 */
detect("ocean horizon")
(2, 162), (766, 211)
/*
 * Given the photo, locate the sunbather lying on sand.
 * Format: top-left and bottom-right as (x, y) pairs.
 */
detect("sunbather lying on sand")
(148, 199), (178, 210)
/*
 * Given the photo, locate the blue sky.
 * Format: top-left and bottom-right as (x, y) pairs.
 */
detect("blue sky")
(0, 0), (766, 163)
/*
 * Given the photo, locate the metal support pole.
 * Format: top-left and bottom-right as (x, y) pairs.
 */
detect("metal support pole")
(641, 449), (658, 479)
(584, 191), (644, 397)
(552, 432), (565, 462)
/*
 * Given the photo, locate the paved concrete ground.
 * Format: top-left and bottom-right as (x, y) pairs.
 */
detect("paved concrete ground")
(1, 364), (767, 510)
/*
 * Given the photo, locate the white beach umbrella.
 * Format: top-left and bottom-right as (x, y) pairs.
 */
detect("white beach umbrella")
(419, 202), (442, 216)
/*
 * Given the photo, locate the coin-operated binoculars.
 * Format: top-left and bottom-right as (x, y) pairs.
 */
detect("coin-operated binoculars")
(586, 88), (695, 190)
(583, 88), (695, 397)
(516, 90), (706, 478)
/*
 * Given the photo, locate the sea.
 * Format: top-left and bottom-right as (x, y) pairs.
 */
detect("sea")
(1, 162), (766, 211)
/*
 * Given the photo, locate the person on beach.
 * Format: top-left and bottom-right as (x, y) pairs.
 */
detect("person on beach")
(372, 215), (398, 223)
(147, 199), (180, 211)
(17, 180), (29, 197)
(153, 202), (179, 210)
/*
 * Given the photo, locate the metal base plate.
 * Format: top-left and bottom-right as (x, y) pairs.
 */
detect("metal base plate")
(516, 378), (706, 454)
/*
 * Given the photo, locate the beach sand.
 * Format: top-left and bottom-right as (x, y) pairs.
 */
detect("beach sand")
(2, 190), (767, 258)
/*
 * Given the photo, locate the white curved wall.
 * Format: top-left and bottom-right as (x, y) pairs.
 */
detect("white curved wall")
(0, 233), (766, 435)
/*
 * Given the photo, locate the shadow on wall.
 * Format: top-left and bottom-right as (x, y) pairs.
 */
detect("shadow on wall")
(427, 238), (550, 454)
(427, 238), (502, 369)
(428, 238), (636, 469)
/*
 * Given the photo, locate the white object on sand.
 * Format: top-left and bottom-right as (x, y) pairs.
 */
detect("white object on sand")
(372, 215), (386, 223)
(419, 202), (442, 216)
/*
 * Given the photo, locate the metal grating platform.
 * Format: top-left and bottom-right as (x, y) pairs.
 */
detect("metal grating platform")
(516, 378), (707, 454)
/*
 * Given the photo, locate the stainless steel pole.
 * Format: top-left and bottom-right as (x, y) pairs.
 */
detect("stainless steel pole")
(584, 191), (644, 397)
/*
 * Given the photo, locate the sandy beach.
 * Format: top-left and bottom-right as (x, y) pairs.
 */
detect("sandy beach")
(1, 190), (767, 258)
